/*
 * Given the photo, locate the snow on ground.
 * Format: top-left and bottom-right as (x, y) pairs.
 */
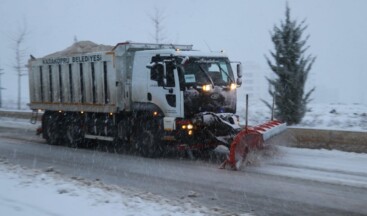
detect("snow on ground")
(1, 101), (366, 215)
(1, 145), (366, 216)
(298, 103), (367, 131)
(0, 159), (242, 216)
(244, 146), (367, 189)
(237, 102), (367, 131)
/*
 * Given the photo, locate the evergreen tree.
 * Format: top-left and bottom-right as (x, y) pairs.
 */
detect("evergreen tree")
(265, 4), (316, 125)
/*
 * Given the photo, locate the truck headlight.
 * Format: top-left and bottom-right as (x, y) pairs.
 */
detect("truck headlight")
(230, 83), (237, 90)
(202, 84), (212, 92)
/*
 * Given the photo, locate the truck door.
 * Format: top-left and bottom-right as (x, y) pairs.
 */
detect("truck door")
(148, 59), (183, 118)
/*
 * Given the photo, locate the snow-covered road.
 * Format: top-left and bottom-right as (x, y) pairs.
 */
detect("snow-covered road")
(0, 122), (367, 216)
(0, 160), (234, 216)
(247, 146), (367, 189)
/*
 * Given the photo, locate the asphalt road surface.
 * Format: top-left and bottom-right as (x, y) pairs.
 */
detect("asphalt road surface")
(0, 124), (366, 216)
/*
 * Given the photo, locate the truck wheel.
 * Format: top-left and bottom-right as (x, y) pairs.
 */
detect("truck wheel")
(65, 117), (84, 148)
(137, 129), (162, 158)
(117, 118), (133, 144)
(42, 113), (50, 140)
(46, 119), (62, 145)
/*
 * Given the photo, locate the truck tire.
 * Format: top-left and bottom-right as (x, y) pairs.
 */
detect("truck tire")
(137, 129), (162, 158)
(65, 116), (84, 148)
(45, 113), (63, 145)
(135, 118), (163, 158)
(117, 118), (133, 144)
(42, 112), (50, 140)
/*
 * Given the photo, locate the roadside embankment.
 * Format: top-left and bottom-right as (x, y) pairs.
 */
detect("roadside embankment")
(268, 127), (367, 153)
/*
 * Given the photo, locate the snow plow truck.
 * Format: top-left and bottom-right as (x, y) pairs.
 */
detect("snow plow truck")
(28, 41), (286, 170)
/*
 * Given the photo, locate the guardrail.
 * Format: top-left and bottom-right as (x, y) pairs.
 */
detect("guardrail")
(0, 110), (42, 121)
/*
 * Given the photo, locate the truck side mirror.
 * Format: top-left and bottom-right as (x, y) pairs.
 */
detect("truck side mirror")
(236, 63), (242, 78)
(237, 77), (242, 86)
(236, 63), (242, 87)
(146, 62), (155, 69)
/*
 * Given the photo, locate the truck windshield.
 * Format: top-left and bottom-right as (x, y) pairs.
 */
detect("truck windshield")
(181, 57), (234, 87)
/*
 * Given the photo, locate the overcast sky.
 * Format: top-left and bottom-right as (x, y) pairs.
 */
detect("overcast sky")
(1, 0), (366, 105)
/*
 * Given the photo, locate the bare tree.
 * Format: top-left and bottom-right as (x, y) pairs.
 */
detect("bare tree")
(12, 23), (28, 110)
(149, 7), (166, 43)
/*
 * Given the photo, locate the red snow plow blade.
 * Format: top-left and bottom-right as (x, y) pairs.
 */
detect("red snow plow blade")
(219, 120), (287, 170)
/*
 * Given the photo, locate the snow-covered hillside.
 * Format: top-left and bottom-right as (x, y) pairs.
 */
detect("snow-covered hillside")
(237, 102), (367, 131)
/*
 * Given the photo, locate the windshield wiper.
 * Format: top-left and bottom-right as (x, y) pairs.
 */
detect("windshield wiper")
(198, 64), (215, 87)
(217, 63), (234, 84)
